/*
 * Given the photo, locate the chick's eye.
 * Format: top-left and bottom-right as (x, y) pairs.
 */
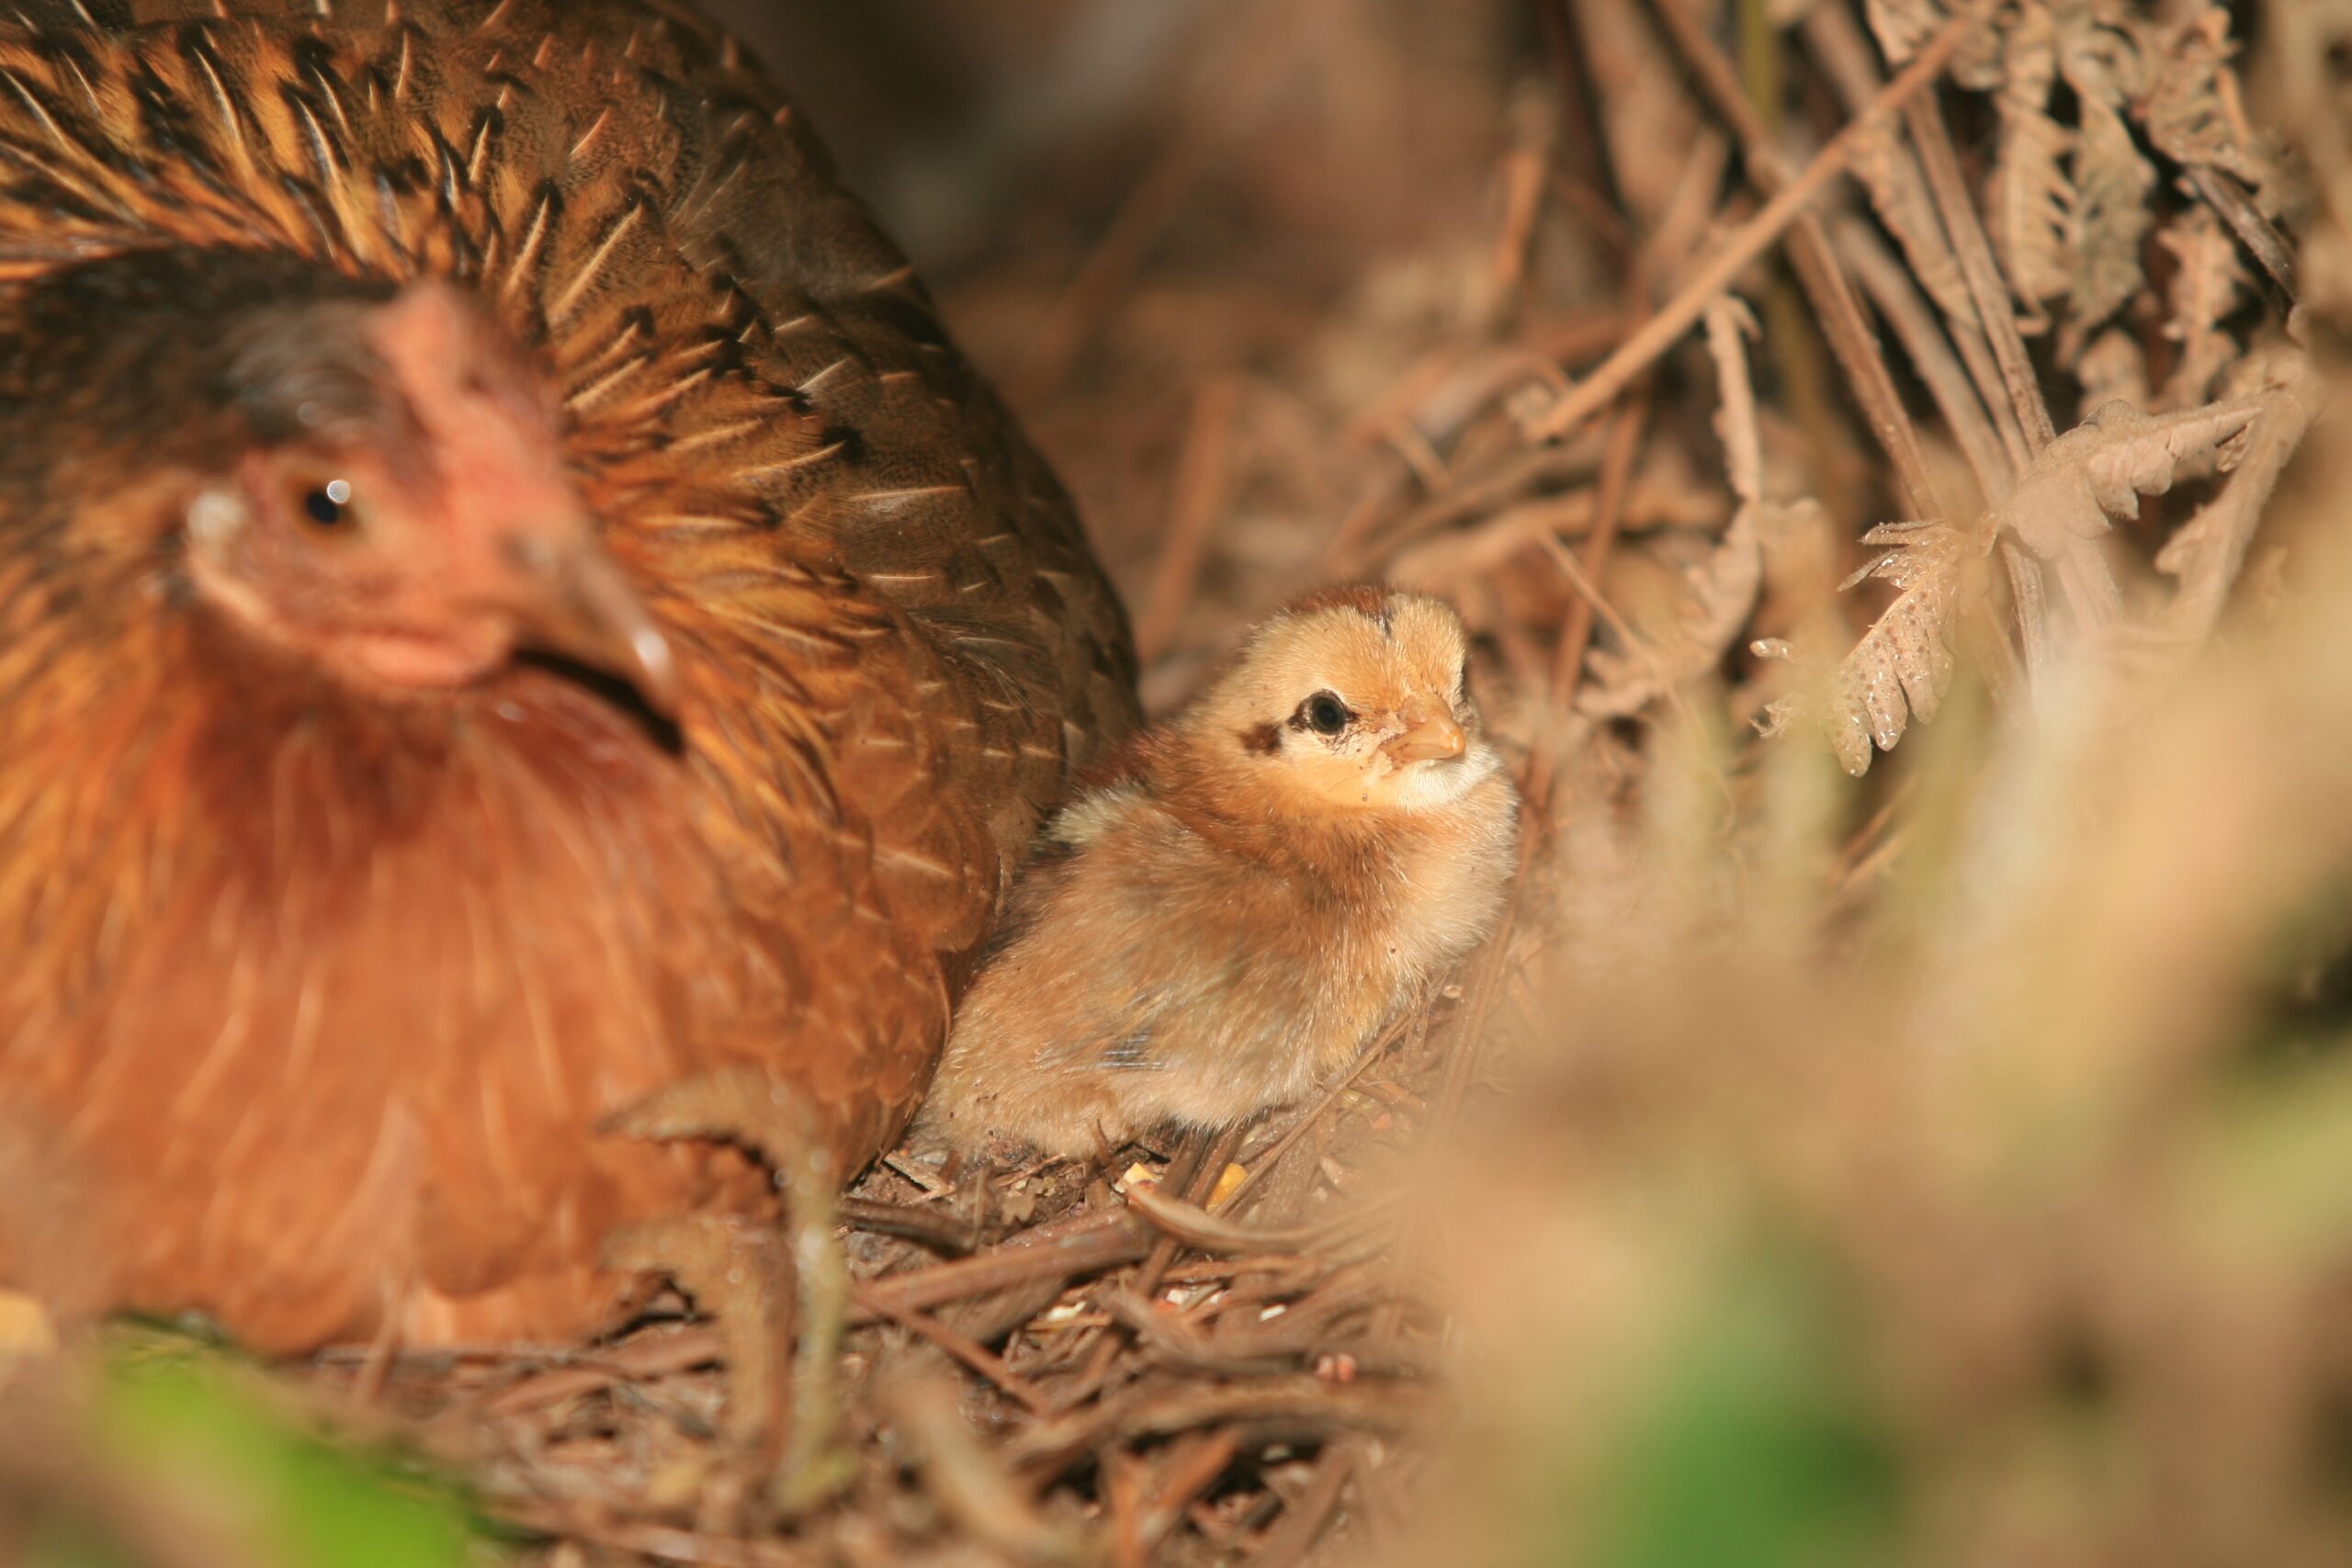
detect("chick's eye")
(1305, 692), (1351, 736)
(293, 477), (358, 534)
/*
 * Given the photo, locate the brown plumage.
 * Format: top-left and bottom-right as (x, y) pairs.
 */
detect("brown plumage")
(916, 588), (1519, 1159)
(0, 1), (1136, 1350)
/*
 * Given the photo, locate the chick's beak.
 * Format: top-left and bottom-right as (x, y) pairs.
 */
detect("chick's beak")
(490, 524), (683, 719)
(1384, 701), (1468, 763)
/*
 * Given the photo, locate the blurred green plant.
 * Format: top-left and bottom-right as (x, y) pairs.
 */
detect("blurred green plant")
(1590, 1249), (1900, 1568)
(20, 1337), (483, 1568)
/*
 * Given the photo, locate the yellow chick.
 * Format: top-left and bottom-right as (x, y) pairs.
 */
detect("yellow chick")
(917, 586), (1520, 1158)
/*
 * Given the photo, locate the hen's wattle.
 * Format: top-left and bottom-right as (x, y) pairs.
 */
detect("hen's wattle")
(0, 0), (1136, 1349)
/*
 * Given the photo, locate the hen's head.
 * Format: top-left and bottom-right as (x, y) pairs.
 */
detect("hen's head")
(2, 247), (675, 714)
(1189, 585), (1499, 815)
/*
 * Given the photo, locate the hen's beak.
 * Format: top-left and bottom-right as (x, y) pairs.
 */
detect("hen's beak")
(1385, 702), (1468, 763)
(492, 525), (683, 719)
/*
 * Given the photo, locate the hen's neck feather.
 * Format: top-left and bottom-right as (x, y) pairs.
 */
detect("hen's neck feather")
(0, 561), (731, 1024)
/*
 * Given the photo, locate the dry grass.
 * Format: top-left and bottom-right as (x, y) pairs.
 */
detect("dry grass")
(11, 0), (2352, 1563)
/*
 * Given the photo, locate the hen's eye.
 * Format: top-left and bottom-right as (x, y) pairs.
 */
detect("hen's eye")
(1305, 692), (1351, 736)
(296, 477), (357, 533)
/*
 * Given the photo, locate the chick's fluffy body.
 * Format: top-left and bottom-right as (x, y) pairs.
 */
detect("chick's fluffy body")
(920, 590), (1518, 1156)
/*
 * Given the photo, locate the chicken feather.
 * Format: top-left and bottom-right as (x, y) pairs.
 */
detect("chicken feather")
(0, 0), (1136, 1349)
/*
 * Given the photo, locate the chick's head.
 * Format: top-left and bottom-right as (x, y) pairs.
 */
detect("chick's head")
(1193, 585), (1498, 814)
(7, 248), (676, 715)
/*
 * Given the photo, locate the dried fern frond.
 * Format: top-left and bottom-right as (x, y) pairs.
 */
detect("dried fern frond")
(1864, 0), (2003, 86)
(2060, 93), (2156, 363)
(1775, 389), (2281, 778)
(1973, 3), (2170, 363)
(1761, 517), (1981, 777)
(2002, 396), (2267, 565)
(1579, 512), (1765, 720)
(1998, 393), (2257, 635)
(1573, 0), (1709, 231)
(1580, 300), (1770, 721)
(2142, 349), (2323, 649)
(2159, 207), (2250, 410)
(1862, 0), (1944, 66)
(1986, 9), (2075, 329)
(1849, 120), (1990, 346)
(2055, 2), (2146, 103)
(2144, 6), (2278, 201)
(2075, 326), (2152, 414)
(1706, 295), (1765, 507)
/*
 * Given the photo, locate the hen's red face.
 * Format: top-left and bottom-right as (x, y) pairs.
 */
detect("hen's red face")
(175, 278), (678, 715)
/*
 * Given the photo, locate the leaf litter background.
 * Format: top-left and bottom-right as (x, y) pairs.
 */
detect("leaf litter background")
(9, 0), (2352, 1563)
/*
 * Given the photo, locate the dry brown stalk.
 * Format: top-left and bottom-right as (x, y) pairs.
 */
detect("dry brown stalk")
(1550, 389), (1654, 711)
(1902, 91), (2059, 456)
(1804, 0), (2031, 479)
(849, 1283), (1052, 1416)
(1123, 1183), (1397, 1258)
(1246, 1438), (1362, 1568)
(1645, 0), (1942, 517)
(1134, 376), (1241, 660)
(1074, 1125), (1250, 1393)
(496, 1506), (820, 1568)
(876, 1374), (1083, 1563)
(1529, 2), (1993, 445)
(1836, 215), (2007, 506)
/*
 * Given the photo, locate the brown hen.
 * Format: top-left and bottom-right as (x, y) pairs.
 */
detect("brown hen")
(0, 0), (1136, 1351)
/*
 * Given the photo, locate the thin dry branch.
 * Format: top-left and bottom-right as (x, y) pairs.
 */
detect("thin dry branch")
(1577, 298), (1769, 720)
(1527, 2), (1993, 445)
(1836, 215), (2007, 508)
(1806, 0), (2030, 481)
(1904, 87), (2060, 454)
(1645, 0), (1941, 516)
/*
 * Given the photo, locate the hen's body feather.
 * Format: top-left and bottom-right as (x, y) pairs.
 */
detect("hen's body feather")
(0, 0), (1136, 1348)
